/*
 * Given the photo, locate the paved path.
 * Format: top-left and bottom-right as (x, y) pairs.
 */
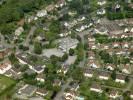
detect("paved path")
(53, 78), (72, 100)
(77, 29), (92, 67)
(24, 26), (36, 46)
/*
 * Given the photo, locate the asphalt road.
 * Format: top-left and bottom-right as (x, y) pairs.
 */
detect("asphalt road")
(53, 78), (72, 100)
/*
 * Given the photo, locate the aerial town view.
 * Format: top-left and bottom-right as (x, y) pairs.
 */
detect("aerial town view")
(0, 0), (133, 100)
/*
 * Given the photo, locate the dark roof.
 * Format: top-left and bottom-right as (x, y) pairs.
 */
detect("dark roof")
(116, 74), (126, 80)
(91, 84), (101, 89)
(33, 66), (44, 71)
(98, 72), (110, 77)
(84, 68), (93, 74)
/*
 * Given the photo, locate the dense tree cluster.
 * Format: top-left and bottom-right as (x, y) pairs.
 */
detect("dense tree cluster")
(0, 0), (58, 34)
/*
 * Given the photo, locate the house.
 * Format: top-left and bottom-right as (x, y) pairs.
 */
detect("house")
(25, 15), (35, 23)
(31, 65), (45, 74)
(58, 37), (79, 52)
(88, 60), (100, 69)
(97, 8), (106, 15)
(106, 49), (114, 56)
(77, 16), (86, 22)
(17, 84), (37, 97)
(88, 42), (97, 50)
(69, 82), (79, 91)
(45, 4), (55, 12)
(36, 10), (47, 17)
(106, 64), (115, 71)
(100, 44), (110, 50)
(109, 90), (119, 99)
(11, 67), (22, 75)
(88, 37), (96, 42)
(130, 57), (133, 64)
(98, 72), (110, 80)
(124, 28), (130, 33)
(16, 53), (46, 74)
(0, 61), (12, 74)
(84, 68), (93, 78)
(15, 27), (24, 36)
(76, 25), (88, 32)
(36, 73), (45, 82)
(5, 67), (22, 79)
(88, 51), (95, 60)
(90, 84), (103, 93)
(130, 92), (133, 99)
(112, 42), (120, 48)
(115, 49), (127, 55)
(53, 79), (61, 86)
(0, 46), (11, 59)
(114, 4), (121, 11)
(122, 42), (129, 48)
(121, 64), (131, 74)
(115, 74), (126, 84)
(36, 88), (48, 97)
(97, 0), (106, 6)
(57, 64), (69, 74)
(94, 27), (108, 35)
(88, 37), (97, 50)
(55, 0), (66, 8)
(64, 90), (76, 100)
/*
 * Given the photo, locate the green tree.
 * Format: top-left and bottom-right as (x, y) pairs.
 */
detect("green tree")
(20, 64), (29, 72)
(71, 67), (84, 81)
(69, 48), (75, 56)
(61, 53), (68, 62)
(34, 42), (42, 54)
(111, 70), (116, 80)
(9, 53), (18, 64)
(125, 76), (129, 83)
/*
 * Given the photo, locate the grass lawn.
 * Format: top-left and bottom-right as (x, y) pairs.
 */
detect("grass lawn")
(0, 75), (16, 95)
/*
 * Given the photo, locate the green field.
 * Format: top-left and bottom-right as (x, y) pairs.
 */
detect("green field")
(0, 75), (16, 95)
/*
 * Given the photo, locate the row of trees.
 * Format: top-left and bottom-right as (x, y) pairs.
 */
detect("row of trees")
(93, 34), (133, 44)
(99, 50), (130, 64)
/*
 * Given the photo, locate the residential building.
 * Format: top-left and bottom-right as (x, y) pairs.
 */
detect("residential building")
(98, 72), (110, 80)
(106, 64), (115, 71)
(121, 64), (131, 74)
(97, 8), (106, 15)
(88, 60), (100, 69)
(84, 68), (93, 78)
(36, 88), (48, 97)
(90, 84), (103, 93)
(109, 90), (119, 99)
(0, 61), (12, 74)
(130, 92), (133, 99)
(64, 90), (76, 100)
(36, 73), (45, 82)
(53, 79), (61, 86)
(15, 27), (24, 36)
(36, 10), (47, 17)
(115, 74), (126, 84)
